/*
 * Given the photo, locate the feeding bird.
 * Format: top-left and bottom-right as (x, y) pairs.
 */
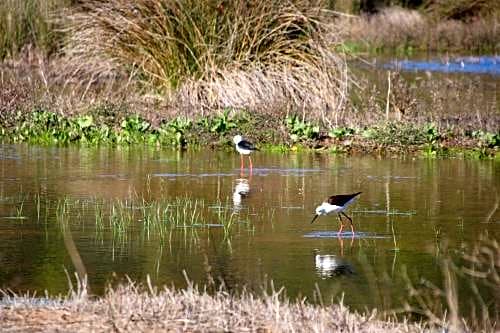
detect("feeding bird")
(233, 135), (258, 170)
(310, 192), (362, 234)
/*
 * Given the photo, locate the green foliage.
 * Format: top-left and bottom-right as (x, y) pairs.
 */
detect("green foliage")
(209, 109), (237, 135)
(286, 115), (320, 142)
(329, 127), (355, 140)
(0, 109), (496, 160)
(118, 115), (152, 144)
(470, 130), (500, 148)
(361, 122), (441, 146)
(159, 117), (192, 147)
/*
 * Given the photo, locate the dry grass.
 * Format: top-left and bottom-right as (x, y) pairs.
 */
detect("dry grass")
(351, 71), (500, 133)
(61, 0), (349, 121)
(0, 276), (425, 333)
(402, 234), (500, 332)
(341, 6), (500, 52)
(345, 7), (427, 49)
(0, 0), (70, 60)
(423, 0), (500, 21)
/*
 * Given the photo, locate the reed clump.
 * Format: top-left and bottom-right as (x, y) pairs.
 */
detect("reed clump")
(0, 0), (70, 60)
(62, 0), (348, 119)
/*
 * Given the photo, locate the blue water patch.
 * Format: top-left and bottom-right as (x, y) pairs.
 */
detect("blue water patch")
(385, 56), (500, 75)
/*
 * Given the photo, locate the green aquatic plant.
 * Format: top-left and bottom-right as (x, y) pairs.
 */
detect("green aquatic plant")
(45, 195), (252, 243)
(117, 116), (152, 144)
(209, 109), (237, 135)
(286, 115), (320, 142)
(470, 130), (500, 148)
(329, 127), (355, 140)
(159, 117), (192, 147)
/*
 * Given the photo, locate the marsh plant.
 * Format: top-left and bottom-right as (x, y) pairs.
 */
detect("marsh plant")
(286, 114), (320, 143)
(44, 196), (252, 242)
(0, 0), (71, 59)
(63, 0), (348, 119)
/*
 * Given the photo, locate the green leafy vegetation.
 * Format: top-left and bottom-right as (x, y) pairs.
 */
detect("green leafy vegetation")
(329, 127), (355, 140)
(159, 117), (192, 147)
(469, 130), (500, 148)
(1, 110), (497, 159)
(286, 115), (320, 143)
(208, 109), (238, 135)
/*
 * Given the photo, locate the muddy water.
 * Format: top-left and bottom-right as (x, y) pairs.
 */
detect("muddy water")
(0, 144), (498, 311)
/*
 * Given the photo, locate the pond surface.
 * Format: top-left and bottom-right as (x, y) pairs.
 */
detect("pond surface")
(385, 55), (500, 75)
(0, 144), (498, 312)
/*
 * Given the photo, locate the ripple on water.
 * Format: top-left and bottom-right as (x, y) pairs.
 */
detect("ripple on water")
(152, 168), (322, 178)
(304, 231), (390, 239)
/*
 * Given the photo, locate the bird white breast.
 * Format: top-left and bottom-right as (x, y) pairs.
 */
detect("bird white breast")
(317, 203), (343, 215)
(236, 145), (252, 155)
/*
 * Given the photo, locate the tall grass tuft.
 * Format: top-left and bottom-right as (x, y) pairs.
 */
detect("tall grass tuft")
(0, 0), (70, 60)
(63, 0), (349, 121)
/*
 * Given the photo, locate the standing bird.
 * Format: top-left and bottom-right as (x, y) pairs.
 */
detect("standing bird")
(310, 192), (362, 234)
(233, 135), (258, 170)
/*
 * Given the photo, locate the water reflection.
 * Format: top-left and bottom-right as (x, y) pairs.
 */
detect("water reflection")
(0, 145), (498, 312)
(314, 236), (355, 278)
(233, 178), (250, 212)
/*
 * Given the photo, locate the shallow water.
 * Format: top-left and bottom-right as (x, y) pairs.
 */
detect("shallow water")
(0, 144), (498, 311)
(384, 55), (500, 75)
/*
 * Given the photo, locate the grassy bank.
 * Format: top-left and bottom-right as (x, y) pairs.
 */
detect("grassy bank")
(0, 107), (498, 158)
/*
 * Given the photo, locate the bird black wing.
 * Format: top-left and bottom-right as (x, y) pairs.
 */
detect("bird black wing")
(327, 192), (362, 206)
(238, 140), (259, 151)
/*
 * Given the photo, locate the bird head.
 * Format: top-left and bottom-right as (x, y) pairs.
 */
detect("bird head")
(310, 204), (326, 224)
(233, 135), (242, 144)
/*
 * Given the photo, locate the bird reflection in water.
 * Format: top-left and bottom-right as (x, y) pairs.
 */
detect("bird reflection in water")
(314, 235), (354, 278)
(233, 178), (250, 212)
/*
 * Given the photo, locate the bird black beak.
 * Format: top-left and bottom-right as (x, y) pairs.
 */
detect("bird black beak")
(310, 214), (319, 224)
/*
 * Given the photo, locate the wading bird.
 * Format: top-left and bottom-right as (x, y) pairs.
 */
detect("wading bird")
(233, 135), (258, 170)
(310, 192), (362, 234)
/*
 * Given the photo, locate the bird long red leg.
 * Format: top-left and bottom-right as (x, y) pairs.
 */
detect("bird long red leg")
(337, 214), (344, 235)
(248, 156), (253, 170)
(240, 155), (244, 170)
(341, 212), (355, 234)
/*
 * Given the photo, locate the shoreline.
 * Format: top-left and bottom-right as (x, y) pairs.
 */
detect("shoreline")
(1, 110), (498, 159)
(0, 280), (427, 333)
